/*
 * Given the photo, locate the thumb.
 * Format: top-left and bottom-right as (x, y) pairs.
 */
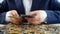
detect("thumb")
(29, 11), (37, 16)
(12, 10), (19, 17)
(9, 10), (19, 17)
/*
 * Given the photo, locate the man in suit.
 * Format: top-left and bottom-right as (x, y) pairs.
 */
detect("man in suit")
(0, 0), (60, 25)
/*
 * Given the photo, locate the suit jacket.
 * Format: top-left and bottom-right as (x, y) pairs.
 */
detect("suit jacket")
(0, 0), (60, 24)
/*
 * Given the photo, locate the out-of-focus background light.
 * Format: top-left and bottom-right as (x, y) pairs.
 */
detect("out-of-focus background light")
(0, 0), (3, 3)
(57, 0), (60, 3)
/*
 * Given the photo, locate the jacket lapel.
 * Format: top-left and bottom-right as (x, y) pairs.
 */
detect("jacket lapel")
(15, 0), (25, 14)
(15, 0), (49, 14)
(31, 0), (41, 11)
(31, 0), (50, 11)
(15, 0), (41, 13)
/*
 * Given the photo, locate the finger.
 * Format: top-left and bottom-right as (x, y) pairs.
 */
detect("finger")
(10, 17), (20, 22)
(10, 12), (15, 16)
(34, 13), (41, 21)
(29, 11), (37, 16)
(35, 14), (40, 18)
(10, 10), (19, 16)
(9, 12), (16, 21)
(25, 17), (34, 23)
(12, 10), (19, 16)
(10, 18), (15, 23)
(25, 17), (30, 20)
(25, 17), (33, 20)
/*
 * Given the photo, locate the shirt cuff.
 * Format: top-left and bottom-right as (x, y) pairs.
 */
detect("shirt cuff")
(39, 10), (47, 22)
(5, 12), (11, 22)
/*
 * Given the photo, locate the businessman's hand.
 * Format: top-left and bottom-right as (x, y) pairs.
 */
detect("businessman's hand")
(25, 10), (47, 25)
(6, 10), (23, 24)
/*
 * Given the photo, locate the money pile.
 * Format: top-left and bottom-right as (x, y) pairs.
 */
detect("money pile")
(1, 23), (60, 34)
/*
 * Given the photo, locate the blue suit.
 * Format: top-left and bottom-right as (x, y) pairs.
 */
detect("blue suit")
(0, 0), (60, 24)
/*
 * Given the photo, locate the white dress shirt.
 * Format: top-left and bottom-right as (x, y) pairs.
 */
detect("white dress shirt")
(23, 0), (32, 15)
(6, 0), (47, 22)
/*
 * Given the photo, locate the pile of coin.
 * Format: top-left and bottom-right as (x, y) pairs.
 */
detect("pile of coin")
(2, 23), (60, 34)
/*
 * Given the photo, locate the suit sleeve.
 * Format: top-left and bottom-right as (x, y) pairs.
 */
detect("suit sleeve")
(45, 0), (60, 24)
(45, 11), (60, 24)
(0, 0), (9, 24)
